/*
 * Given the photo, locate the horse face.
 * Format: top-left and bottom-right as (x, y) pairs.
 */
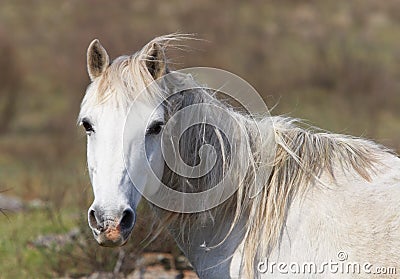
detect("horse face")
(82, 98), (164, 247)
(83, 102), (136, 247)
(81, 39), (166, 247)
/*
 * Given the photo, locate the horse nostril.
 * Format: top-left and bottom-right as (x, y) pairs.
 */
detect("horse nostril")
(88, 209), (99, 229)
(120, 208), (135, 231)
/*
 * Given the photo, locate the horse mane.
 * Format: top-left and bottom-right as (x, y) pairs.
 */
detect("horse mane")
(79, 34), (393, 278)
(157, 88), (390, 277)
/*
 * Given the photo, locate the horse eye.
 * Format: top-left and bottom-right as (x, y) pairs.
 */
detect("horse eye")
(146, 121), (164, 135)
(82, 119), (94, 133)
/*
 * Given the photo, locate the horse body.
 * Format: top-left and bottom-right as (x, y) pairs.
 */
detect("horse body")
(237, 149), (400, 278)
(79, 35), (400, 278)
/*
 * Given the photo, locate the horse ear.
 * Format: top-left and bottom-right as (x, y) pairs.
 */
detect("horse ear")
(145, 42), (168, 80)
(87, 39), (109, 81)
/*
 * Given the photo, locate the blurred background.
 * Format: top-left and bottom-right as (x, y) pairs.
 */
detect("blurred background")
(0, 0), (399, 278)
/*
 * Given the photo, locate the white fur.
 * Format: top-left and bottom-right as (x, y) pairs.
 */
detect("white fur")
(230, 154), (400, 278)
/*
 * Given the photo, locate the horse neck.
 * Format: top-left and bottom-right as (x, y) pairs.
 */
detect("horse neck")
(155, 206), (247, 277)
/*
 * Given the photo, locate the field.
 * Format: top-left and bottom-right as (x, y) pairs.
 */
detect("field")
(0, 0), (400, 278)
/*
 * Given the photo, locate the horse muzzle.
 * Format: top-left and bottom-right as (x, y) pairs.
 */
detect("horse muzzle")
(88, 206), (136, 247)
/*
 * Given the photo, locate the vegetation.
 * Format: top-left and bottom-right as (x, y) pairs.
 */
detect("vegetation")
(0, 0), (399, 277)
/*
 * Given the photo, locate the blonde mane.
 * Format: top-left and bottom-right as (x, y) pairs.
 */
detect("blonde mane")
(80, 35), (394, 278)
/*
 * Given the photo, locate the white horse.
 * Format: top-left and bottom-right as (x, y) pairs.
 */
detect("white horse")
(79, 35), (400, 278)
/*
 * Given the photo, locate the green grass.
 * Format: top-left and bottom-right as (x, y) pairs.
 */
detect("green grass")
(0, 209), (78, 279)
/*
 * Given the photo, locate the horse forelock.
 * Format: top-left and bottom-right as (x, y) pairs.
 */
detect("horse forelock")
(79, 34), (192, 120)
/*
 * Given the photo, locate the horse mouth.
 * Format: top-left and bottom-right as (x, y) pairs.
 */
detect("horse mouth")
(92, 225), (133, 247)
